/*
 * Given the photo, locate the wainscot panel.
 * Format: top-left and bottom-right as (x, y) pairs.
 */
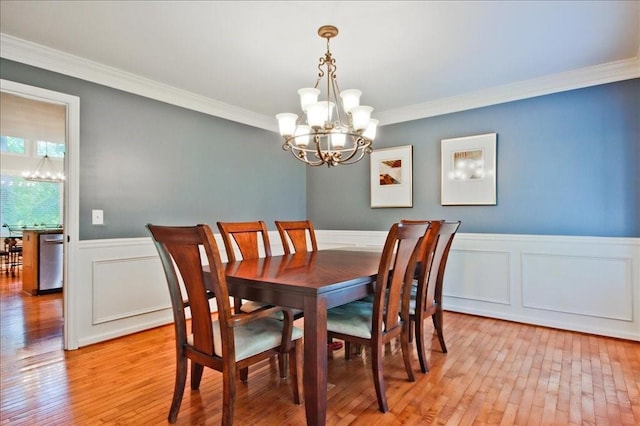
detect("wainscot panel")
(92, 255), (168, 325)
(445, 250), (511, 305)
(521, 253), (632, 321)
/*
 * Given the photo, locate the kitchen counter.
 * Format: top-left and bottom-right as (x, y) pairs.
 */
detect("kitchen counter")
(22, 229), (63, 295)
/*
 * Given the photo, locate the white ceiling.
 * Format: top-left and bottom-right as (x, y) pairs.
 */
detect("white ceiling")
(1, 1), (638, 130)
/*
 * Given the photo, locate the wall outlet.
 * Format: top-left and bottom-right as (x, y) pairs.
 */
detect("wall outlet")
(92, 209), (104, 225)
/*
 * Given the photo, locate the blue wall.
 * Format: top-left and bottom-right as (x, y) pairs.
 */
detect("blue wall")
(2, 56), (637, 238)
(0, 59), (307, 239)
(307, 79), (639, 237)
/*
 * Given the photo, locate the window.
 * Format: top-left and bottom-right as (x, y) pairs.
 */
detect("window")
(0, 136), (26, 154)
(0, 175), (63, 231)
(36, 141), (65, 158)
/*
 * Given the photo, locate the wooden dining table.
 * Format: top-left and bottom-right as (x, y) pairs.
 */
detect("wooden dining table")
(222, 249), (381, 426)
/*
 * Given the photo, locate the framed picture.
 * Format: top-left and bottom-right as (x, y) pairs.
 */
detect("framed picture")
(441, 133), (497, 205)
(370, 145), (413, 208)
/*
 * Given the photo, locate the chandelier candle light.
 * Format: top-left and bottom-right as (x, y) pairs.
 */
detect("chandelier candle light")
(276, 25), (378, 167)
(22, 147), (65, 183)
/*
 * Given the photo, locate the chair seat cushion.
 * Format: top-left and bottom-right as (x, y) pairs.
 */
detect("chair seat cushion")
(240, 300), (304, 320)
(189, 318), (302, 361)
(327, 301), (374, 339)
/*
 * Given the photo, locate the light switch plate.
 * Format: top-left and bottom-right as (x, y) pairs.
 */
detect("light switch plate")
(92, 209), (104, 225)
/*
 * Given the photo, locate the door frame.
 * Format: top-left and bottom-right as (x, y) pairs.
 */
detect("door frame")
(1, 79), (80, 350)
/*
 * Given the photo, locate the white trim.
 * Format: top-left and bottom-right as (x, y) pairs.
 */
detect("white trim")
(2, 33), (638, 128)
(0, 78), (81, 350)
(377, 57), (640, 125)
(0, 33), (276, 132)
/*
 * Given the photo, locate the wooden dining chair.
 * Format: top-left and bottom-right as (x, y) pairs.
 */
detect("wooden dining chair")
(217, 220), (301, 374)
(275, 220), (318, 254)
(326, 221), (430, 413)
(147, 224), (302, 425)
(408, 220), (461, 373)
(216, 220), (272, 315)
(275, 219), (345, 350)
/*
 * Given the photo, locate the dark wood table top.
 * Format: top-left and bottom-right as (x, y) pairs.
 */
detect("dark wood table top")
(223, 249), (381, 307)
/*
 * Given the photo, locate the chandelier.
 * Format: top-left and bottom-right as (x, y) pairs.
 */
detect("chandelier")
(22, 146), (65, 183)
(276, 25), (377, 167)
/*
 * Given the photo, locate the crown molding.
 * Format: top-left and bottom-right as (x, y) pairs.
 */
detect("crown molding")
(377, 56), (640, 125)
(2, 33), (638, 130)
(0, 33), (278, 132)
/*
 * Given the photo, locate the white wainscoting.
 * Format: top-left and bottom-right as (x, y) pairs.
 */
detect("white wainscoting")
(73, 231), (639, 347)
(317, 231), (639, 341)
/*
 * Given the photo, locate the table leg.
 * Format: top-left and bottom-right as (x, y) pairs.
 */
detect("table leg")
(303, 295), (328, 426)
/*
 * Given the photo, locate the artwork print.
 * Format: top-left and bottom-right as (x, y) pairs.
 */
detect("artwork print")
(441, 133), (497, 205)
(370, 145), (413, 208)
(379, 158), (402, 185)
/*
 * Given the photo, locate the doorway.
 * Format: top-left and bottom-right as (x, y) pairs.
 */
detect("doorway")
(1, 79), (80, 350)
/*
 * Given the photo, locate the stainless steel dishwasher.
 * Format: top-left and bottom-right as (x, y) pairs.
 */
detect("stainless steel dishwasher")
(39, 233), (63, 291)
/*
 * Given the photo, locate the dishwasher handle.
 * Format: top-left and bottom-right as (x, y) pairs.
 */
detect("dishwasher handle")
(43, 237), (64, 244)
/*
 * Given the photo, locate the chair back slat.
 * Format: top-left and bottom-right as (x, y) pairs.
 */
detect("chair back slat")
(401, 219), (443, 280)
(147, 224), (232, 359)
(421, 221), (461, 313)
(217, 221), (272, 262)
(275, 220), (318, 254)
(373, 222), (429, 337)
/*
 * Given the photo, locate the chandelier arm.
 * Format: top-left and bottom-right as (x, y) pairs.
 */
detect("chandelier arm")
(314, 134), (322, 159)
(291, 146), (326, 167)
(340, 136), (371, 164)
(283, 137), (327, 167)
(334, 140), (361, 163)
(331, 73), (343, 126)
(316, 59), (325, 83)
(338, 150), (367, 165)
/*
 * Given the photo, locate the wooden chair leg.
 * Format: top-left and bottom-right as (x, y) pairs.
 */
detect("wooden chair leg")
(415, 319), (429, 373)
(289, 339), (302, 404)
(354, 344), (363, 356)
(432, 310), (447, 353)
(400, 326), (415, 382)
(239, 366), (249, 383)
(344, 341), (352, 360)
(371, 344), (388, 413)
(222, 363), (236, 426)
(191, 362), (204, 389)
(278, 353), (288, 379)
(416, 315), (429, 373)
(168, 354), (188, 423)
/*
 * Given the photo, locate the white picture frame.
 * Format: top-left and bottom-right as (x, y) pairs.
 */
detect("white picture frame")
(370, 145), (413, 208)
(441, 133), (497, 205)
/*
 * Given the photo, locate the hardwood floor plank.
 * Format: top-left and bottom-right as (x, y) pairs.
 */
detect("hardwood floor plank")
(1, 271), (639, 425)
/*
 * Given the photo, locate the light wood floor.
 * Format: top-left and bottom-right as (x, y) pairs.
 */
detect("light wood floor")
(1, 271), (639, 425)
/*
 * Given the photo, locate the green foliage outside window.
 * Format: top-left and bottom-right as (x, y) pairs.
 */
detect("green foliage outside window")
(0, 175), (62, 229)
